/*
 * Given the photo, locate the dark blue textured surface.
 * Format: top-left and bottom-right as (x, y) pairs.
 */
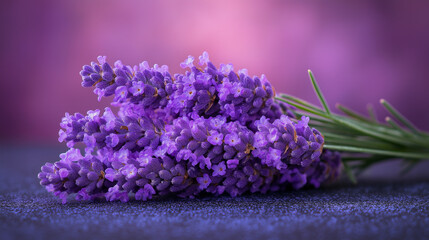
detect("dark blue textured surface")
(1, 145), (428, 240)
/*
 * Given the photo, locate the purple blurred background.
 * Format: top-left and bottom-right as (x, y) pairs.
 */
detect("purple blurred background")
(1, 0), (429, 144)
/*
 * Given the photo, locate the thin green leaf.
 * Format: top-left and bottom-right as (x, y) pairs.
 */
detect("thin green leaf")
(300, 115), (335, 126)
(324, 145), (429, 159)
(380, 99), (420, 134)
(330, 116), (429, 148)
(308, 70), (331, 115)
(385, 117), (413, 137)
(279, 95), (406, 139)
(331, 117), (408, 145)
(336, 104), (373, 123)
(275, 97), (330, 118)
(334, 114), (404, 137)
(324, 135), (396, 150)
(308, 124), (361, 136)
(279, 94), (325, 113)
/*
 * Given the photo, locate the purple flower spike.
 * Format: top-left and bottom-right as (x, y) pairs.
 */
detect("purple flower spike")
(58, 106), (164, 153)
(253, 115), (324, 169)
(80, 56), (175, 110)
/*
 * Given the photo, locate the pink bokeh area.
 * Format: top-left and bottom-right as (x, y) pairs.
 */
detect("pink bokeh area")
(1, 0), (429, 143)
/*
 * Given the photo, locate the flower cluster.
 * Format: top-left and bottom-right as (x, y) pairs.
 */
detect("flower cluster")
(80, 56), (174, 109)
(167, 57), (289, 127)
(58, 106), (165, 153)
(39, 52), (342, 203)
(252, 115), (324, 170)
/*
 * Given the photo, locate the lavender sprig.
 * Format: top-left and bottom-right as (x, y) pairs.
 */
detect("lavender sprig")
(252, 115), (324, 170)
(38, 147), (341, 203)
(80, 56), (174, 109)
(58, 106), (165, 153)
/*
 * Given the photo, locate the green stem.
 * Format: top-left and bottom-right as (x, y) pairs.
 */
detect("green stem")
(308, 70), (331, 115)
(279, 94), (325, 113)
(278, 96), (407, 138)
(336, 104), (373, 123)
(324, 145), (429, 160)
(385, 117), (414, 137)
(275, 97), (330, 118)
(380, 99), (421, 135)
(324, 135), (396, 150)
(330, 117), (409, 146)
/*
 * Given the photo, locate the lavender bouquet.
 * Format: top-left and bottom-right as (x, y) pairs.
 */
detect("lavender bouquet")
(38, 52), (427, 203)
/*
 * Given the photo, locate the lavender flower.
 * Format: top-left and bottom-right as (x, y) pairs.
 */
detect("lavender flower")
(59, 106), (164, 153)
(167, 53), (294, 125)
(159, 116), (256, 167)
(80, 57), (175, 110)
(38, 148), (113, 203)
(39, 129), (339, 203)
(252, 115), (324, 170)
(39, 52), (343, 204)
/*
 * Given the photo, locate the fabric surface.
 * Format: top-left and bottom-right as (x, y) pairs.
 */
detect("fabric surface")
(1, 145), (428, 240)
